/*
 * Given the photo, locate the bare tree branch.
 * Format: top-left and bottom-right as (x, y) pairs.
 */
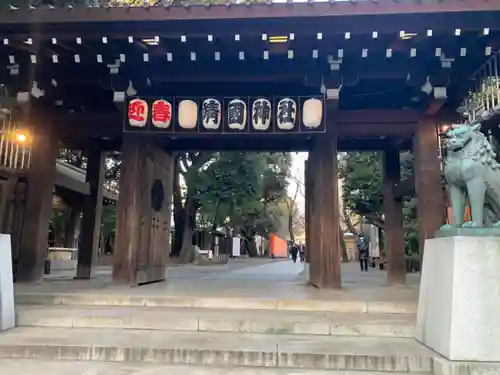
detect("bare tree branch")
(364, 213), (386, 231)
(341, 208), (360, 236)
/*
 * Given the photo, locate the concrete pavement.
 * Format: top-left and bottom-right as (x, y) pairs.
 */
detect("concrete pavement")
(0, 360), (433, 375)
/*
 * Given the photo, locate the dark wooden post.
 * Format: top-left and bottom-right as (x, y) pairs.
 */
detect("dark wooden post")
(65, 202), (82, 249)
(16, 123), (59, 282)
(75, 143), (105, 279)
(413, 119), (445, 258)
(383, 149), (406, 284)
(308, 135), (341, 289)
(304, 160), (311, 264)
(113, 135), (173, 285)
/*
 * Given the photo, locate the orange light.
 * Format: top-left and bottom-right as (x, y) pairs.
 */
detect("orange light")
(269, 36), (288, 43)
(15, 133), (27, 143)
(440, 124), (451, 133)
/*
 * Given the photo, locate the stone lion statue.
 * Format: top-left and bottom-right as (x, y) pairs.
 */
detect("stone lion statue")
(442, 122), (500, 228)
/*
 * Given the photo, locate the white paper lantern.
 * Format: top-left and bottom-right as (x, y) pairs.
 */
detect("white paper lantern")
(276, 98), (296, 130)
(302, 98), (323, 129)
(228, 99), (247, 130)
(178, 100), (198, 129)
(202, 98), (221, 130)
(128, 98), (148, 127)
(252, 98), (272, 131)
(151, 99), (172, 129)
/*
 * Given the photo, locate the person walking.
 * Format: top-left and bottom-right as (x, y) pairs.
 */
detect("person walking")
(356, 234), (369, 272)
(299, 243), (305, 263)
(289, 243), (298, 263)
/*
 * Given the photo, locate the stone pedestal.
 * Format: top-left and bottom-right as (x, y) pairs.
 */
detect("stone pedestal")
(0, 234), (14, 331)
(416, 236), (500, 361)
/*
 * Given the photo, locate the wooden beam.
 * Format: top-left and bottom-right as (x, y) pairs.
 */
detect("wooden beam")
(0, 0), (497, 24)
(337, 123), (416, 137)
(51, 109), (424, 138)
(46, 60), (415, 86)
(333, 109), (424, 124)
(425, 99), (446, 117)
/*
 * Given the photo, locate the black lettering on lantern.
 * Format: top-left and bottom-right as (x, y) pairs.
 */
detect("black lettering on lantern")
(277, 99), (296, 125)
(228, 99), (246, 130)
(202, 99), (220, 126)
(252, 99), (271, 126)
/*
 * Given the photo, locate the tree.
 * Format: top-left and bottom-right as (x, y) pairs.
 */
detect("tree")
(192, 152), (291, 258)
(282, 168), (302, 243)
(172, 152), (217, 262)
(339, 151), (418, 255)
(339, 152), (385, 229)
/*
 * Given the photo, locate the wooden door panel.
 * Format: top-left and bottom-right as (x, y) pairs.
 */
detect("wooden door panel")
(136, 149), (173, 284)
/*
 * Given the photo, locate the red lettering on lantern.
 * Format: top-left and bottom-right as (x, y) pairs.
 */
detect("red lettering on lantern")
(152, 99), (172, 128)
(128, 99), (148, 127)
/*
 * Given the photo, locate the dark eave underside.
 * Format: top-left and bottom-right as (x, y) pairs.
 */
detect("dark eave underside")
(0, 3), (497, 152)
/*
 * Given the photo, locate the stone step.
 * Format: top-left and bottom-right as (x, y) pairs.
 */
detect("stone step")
(14, 293), (416, 314)
(0, 359), (433, 375)
(0, 327), (433, 372)
(16, 305), (415, 337)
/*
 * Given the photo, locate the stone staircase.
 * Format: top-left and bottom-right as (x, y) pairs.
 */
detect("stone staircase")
(0, 293), (435, 374)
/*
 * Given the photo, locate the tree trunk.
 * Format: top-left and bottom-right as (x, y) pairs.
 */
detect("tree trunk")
(246, 237), (258, 257)
(171, 158), (184, 257)
(342, 209), (360, 236)
(287, 182), (300, 243)
(178, 198), (197, 264)
(288, 205), (295, 243)
(339, 226), (349, 262)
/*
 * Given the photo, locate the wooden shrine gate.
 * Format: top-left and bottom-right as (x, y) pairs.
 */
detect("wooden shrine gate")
(0, 0), (499, 288)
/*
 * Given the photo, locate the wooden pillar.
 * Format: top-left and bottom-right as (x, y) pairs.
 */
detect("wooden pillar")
(113, 135), (173, 286)
(16, 123), (59, 282)
(413, 119), (445, 258)
(75, 143), (105, 279)
(308, 135), (341, 289)
(65, 203), (82, 249)
(383, 149), (406, 284)
(304, 160), (311, 264)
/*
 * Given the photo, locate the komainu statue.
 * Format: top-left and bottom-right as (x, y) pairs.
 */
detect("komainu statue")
(442, 122), (500, 228)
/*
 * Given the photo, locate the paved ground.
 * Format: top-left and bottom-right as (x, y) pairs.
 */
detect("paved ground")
(5, 259), (426, 375)
(15, 259), (420, 304)
(0, 360), (431, 375)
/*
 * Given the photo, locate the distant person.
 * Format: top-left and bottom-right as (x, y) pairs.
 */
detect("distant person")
(356, 234), (369, 272)
(290, 243), (298, 263)
(299, 243), (305, 263)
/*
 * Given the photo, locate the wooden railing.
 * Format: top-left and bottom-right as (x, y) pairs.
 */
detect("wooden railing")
(460, 51), (500, 122)
(0, 110), (31, 171)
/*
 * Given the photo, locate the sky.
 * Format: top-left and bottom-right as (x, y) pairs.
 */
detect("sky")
(288, 152), (308, 214)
